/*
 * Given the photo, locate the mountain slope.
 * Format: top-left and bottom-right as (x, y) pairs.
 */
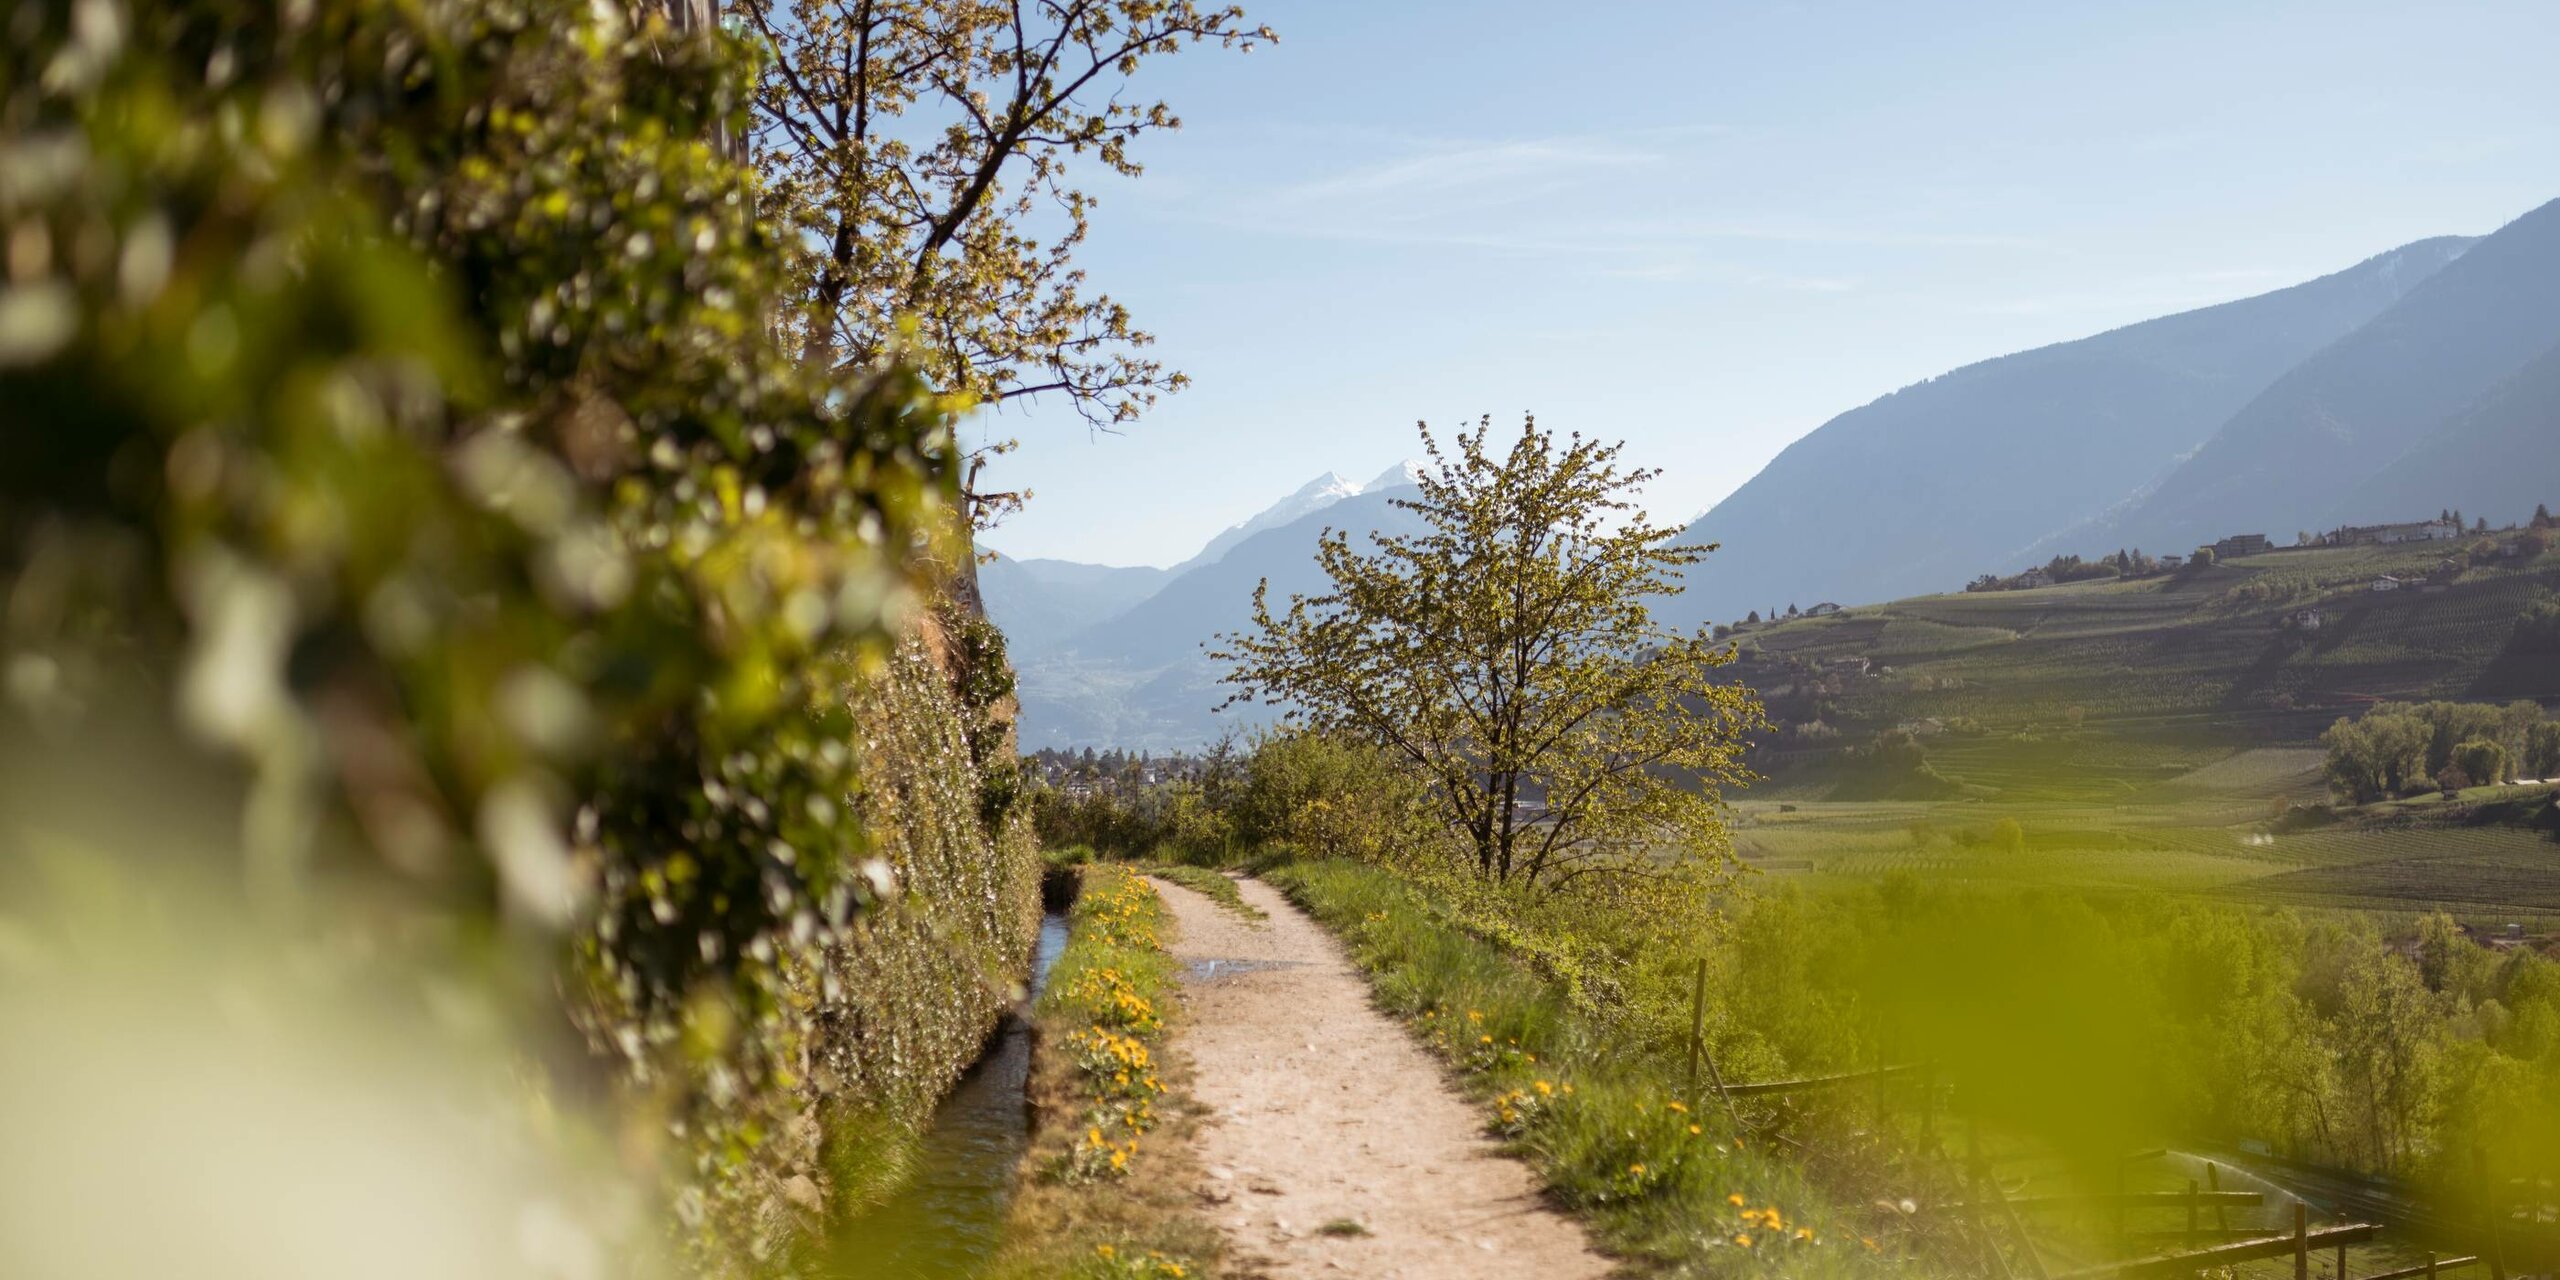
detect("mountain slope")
(2091, 199), (2560, 551)
(977, 553), (1170, 657)
(1075, 485), (1428, 669)
(2337, 338), (2560, 526)
(1013, 481), (1428, 748)
(1174, 471), (1364, 574)
(1662, 236), (2474, 628)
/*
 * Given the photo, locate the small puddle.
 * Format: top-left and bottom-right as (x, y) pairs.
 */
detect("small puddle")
(1182, 956), (1305, 982)
(829, 911), (1071, 1279)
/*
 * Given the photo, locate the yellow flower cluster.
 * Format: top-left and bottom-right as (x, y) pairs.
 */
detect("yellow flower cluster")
(1723, 1198), (1818, 1251)
(1084, 1242), (1191, 1279)
(1063, 965), (1163, 1034)
(1056, 870), (1173, 1184)
(1080, 873), (1167, 951)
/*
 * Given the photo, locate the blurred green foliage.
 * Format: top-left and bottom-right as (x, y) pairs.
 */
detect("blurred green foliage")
(0, 0), (1009, 1271)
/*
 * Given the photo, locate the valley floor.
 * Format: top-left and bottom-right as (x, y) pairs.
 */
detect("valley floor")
(1145, 875), (1611, 1279)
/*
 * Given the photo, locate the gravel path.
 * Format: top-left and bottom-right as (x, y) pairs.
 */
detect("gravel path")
(1146, 874), (1611, 1280)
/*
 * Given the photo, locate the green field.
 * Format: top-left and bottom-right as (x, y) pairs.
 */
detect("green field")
(1733, 771), (2560, 929)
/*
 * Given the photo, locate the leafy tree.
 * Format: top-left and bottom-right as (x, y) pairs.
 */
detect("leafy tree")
(2535, 502), (2553, 528)
(1215, 416), (1763, 890)
(2454, 738), (2513, 788)
(2324, 712), (2431, 803)
(2333, 947), (2445, 1170)
(738, 0), (1273, 445)
(1745, 610), (1761, 624)
(1990, 816), (2026, 855)
(2515, 601), (2560, 654)
(2417, 912), (2494, 1000)
(2191, 546), (2218, 568)
(2527, 722), (2560, 779)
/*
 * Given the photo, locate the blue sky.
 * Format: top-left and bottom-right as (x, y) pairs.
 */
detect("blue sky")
(970, 0), (2560, 567)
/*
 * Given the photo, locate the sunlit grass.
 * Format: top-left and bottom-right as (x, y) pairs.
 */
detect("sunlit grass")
(1266, 860), (1928, 1277)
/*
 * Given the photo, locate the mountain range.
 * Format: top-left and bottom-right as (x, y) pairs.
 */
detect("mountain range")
(982, 463), (1429, 748)
(985, 198), (2560, 749)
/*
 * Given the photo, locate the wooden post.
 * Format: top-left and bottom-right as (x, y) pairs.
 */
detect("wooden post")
(2208, 1162), (2232, 1238)
(2186, 1178), (2200, 1251)
(1685, 958), (1706, 1102)
(2426, 1251), (2437, 1278)
(2336, 1238), (2346, 1280)
(2296, 1202), (2310, 1280)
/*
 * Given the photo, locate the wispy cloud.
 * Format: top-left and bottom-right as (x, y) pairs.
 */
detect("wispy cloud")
(1171, 129), (2036, 286)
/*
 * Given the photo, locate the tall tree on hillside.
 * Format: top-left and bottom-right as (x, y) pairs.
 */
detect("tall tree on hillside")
(1214, 416), (1764, 890)
(738, 0), (1272, 449)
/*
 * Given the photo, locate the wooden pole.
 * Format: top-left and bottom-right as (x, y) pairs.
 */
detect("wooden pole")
(1685, 957), (1705, 1102)
(2296, 1202), (2309, 1280)
(2186, 1179), (2199, 1252)
(2208, 1163), (2232, 1238)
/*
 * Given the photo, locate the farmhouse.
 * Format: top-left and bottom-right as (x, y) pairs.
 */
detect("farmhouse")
(1805, 602), (1842, 617)
(2214, 533), (2273, 559)
(2372, 575), (2403, 592)
(2282, 607), (2325, 631)
(2158, 554), (2184, 569)
(2016, 567), (2053, 589)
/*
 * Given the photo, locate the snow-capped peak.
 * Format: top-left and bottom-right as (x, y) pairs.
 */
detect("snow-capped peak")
(1173, 471), (1364, 574)
(1361, 459), (1428, 492)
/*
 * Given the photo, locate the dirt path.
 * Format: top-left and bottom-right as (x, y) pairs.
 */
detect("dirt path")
(1146, 875), (1611, 1280)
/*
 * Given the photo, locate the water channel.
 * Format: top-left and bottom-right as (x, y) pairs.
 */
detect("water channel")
(830, 910), (1072, 1278)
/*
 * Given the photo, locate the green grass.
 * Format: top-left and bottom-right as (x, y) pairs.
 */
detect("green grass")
(1265, 860), (1935, 1277)
(989, 866), (1220, 1280)
(1131, 863), (1265, 921)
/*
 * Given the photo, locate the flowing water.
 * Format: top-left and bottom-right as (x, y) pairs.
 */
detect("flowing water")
(830, 911), (1072, 1279)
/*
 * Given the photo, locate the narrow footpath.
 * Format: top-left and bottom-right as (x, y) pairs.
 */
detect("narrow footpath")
(1145, 875), (1611, 1280)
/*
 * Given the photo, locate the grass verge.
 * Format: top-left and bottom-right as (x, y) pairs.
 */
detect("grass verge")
(1133, 863), (1266, 921)
(988, 865), (1223, 1280)
(1264, 859), (1931, 1278)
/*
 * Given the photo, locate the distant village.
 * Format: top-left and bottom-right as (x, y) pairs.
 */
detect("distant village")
(1955, 505), (2554, 597)
(1023, 745), (1227, 801)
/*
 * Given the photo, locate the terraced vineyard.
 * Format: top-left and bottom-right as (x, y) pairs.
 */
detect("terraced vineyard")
(1729, 541), (2560, 800)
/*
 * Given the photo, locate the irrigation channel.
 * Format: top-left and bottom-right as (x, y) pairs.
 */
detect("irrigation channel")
(831, 908), (1072, 1278)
